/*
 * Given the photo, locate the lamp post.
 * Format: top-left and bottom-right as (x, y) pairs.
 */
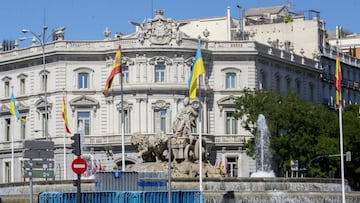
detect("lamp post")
(21, 26), (65, 140)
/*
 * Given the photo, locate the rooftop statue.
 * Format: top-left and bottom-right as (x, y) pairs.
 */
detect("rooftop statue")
(129, 10), (188, 45)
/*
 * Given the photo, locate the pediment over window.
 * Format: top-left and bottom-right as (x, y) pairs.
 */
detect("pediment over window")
(0, 105), (10, 116)
(2, 76), (11, 81)
(35, 98), (53, 112)
(221, 67), (242, 72)
(185, 56), (195, 67)
(122, 56), (134, 66)
(74, 67), (94, 73)
(116, 101), (133, 111)
(152, 100), (170, 110)
(17, 102), (30, 113)
(17, 73), (28, 79)
(39, 69), (50, 76)
(217, 95), (237, 112)
(0, 102), (30, 116)
(149, 56), (172, 65)
(69, 95), (99, 112)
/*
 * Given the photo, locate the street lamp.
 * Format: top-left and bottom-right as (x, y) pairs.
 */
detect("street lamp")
(21, 26), (65, 140)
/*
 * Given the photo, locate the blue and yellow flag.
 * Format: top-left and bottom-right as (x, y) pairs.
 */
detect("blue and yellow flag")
(10, 91), (21, 120)
(188, 45), (205, 99)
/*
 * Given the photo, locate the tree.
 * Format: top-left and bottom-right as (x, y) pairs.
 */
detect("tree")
(342, 104), (360, 190)
(234, 88), (339, 177)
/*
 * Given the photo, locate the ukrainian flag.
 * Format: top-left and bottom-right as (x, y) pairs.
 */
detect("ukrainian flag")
(10, 91), (21, 120)
(188, 45), (205, 99)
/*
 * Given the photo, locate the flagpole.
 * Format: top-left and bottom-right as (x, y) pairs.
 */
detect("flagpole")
(63, 89), (67, 180)
(336, 41), (346, 203)
(197, 38), (203, 192)
(10, 86), (15, 182)
(121, 67), (125, 171)
(339, 105), (345, 203)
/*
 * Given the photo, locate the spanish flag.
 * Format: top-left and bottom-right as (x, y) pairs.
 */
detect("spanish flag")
(335, 52), (342, 108)
(188, 45), (205, 99)
(104, 45), (122, 93)
(62, 96), (71, 134)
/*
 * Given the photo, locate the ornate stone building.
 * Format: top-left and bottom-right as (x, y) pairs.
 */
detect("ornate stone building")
(0, 8), (358, 183)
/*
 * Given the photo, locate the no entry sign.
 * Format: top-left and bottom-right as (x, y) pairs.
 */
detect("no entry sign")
(71, 157), (87, 175)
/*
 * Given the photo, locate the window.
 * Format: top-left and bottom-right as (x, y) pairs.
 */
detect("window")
(20, 78), (26, 95)
(309, 83), (314, 102)
(4, 162), (11, 183)
(119, 109), (130, 133)
(41, 73), (48, 91)
(77, 112), (90, 135)
(42, 113), (48, 137)
(286, 77), (291, 92)
(154, 109), (167, 132)
(78, 73), (89, 89)
(225, 73), (236, 89)
(159, 109), (167, 132)
(4, 81), (10, 97)
(296, 80), (301, 94)
(275, 74), (281, 92)
(225, 112), (237, 134)
(21, 116), (26, 139)
(226, 157), (238, 177)
(260, 71), (267, 90)
(5, 118), (10, 141)
(152, 100), (170, 133)
(155, 65), (165, 82)
(122, 66), (129, 83)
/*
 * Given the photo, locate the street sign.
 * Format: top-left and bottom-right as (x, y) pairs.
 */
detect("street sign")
(23, 150), (54, 159)
(23, 140), (54, 150)
(24, 160), (54, 169)
(24, 170), (54, 178)
(72, 157), (87, 175)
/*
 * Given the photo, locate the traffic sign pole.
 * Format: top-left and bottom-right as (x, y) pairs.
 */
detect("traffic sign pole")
(71, 157), (87, 203)
(77, 174), (81, 203)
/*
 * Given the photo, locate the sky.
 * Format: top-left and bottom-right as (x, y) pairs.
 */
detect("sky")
(1, 0), (359, 44)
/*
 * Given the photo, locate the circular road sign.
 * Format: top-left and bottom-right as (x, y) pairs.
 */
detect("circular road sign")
(71, 157), (87, 175)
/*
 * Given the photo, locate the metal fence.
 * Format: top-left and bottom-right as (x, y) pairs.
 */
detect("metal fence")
(38, 191), (203, 203)
(94, 171), (167, 191)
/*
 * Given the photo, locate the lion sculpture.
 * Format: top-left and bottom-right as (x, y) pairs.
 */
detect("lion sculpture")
(131, 132), (168, 162)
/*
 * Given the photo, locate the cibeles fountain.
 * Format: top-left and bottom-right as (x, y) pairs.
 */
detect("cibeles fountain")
(129, 98), (224, 178)
(129, 99), (360, 202)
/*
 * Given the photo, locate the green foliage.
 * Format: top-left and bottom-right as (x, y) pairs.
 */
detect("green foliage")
(235, 88), (360, 189)
(235, 88), (338, 176)
(284, 15), (293, 23)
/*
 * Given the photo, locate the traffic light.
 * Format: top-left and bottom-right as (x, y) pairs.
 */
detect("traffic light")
(71, 133), (81, 156)
(346, 151), (351, 162)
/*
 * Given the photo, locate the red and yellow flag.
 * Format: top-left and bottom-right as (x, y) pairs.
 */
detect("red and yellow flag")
(62, 96), (71, 134)
(104, 45), (122, 93)
(335, 52), (342, 108)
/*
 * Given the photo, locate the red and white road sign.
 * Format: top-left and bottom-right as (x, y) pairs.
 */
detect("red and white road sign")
(71, 157), (87, 175)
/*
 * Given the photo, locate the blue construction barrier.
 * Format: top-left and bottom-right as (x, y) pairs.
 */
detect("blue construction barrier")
(38, 190), (203, 203)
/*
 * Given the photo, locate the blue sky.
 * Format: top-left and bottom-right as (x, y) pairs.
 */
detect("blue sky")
(1, 0), (359, 43)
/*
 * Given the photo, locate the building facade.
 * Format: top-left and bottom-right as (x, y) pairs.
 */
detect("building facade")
(0, 8), (359, 183)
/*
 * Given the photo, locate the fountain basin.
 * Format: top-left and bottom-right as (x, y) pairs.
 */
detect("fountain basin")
(172, 177), (352, 192)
